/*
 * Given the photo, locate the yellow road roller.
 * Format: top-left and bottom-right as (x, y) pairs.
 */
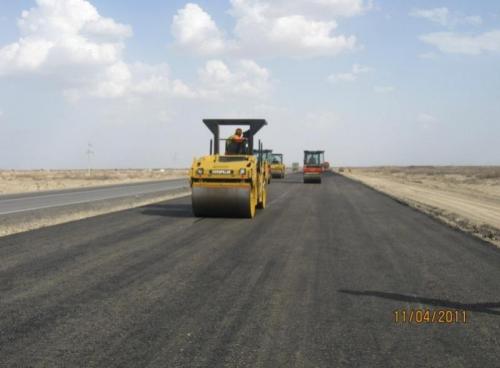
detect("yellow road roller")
(270, 153), (285, 179)
(254, 148), (273, 184)
(190, 119), (268, 218)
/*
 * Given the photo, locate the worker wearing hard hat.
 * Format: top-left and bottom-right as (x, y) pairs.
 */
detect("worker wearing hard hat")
(226, 128), (245, 154)
(230, 128), (244, 142)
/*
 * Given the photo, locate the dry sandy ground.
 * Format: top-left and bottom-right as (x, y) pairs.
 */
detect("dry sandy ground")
(0, 169), (188, 195)
(341, 166), (500, 247)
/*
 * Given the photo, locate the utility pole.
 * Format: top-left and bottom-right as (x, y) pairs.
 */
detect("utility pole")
(86, 142), (94, 177)
(172, 152), (178, 166)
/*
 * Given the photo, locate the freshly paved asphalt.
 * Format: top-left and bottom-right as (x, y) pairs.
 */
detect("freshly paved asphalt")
(0, 173), (499, 367)
(0, 179), (188, 215)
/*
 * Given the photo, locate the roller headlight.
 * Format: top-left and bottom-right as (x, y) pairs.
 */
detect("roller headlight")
(196, 168), (204, 175)
(239, 168), (246, 175)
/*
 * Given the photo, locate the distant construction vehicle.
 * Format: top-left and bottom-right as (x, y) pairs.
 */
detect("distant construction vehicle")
(190, 119), (268, 218)
(303, 150), (325, 183)
(270, 153), (285, 179)
(292, 162), (300, 172)
(254, 148), (273, 184)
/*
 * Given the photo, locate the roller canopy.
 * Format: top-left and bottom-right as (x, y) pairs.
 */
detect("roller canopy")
(271, 153), (283, 164)
(304, 150), (325, 166)
(203, 119), (267, 154)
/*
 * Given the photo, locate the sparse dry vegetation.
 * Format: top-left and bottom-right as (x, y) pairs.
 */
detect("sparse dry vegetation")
(0, 169), (188, 195)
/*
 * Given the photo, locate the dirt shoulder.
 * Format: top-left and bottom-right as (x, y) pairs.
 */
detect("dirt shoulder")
(340, 166), (500, 247)
(0, 169), (188, 195)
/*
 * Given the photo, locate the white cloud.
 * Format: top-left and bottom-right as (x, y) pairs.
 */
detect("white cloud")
(172, 79), (197, 98)
(231, 0), (359, 57)
(90, 61), (131, 98)
(128, 63), (171, 95)
(328, 63), (372, 82)
(62, 61), (200, 100)
(171, 1), (367, 58)
(417, 113), (439, 129)
(269, 16), (356, 57)
(82, 16), (132, 38)
(420, 30), (500, 55)
(0, 0), (203, 102)
(0, 0), (132, 75)
(171, 3), (227, 55)
(198, 59), (272, 99)
(328, 72), (356, 82)
(373, 85), (395, 94)
(0, 0), (271, 103)
(352, 63), (372, 74)
(0, 0), (140, 100)
(417, 113), (439, 124)
(410, 7), (482, 27)
(231, 0), (370, 19)
(17, 0), (132, 39)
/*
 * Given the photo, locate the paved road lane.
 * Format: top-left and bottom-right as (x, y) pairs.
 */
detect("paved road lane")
(0, 173), (499, 367)
(0, 179), (188, 215)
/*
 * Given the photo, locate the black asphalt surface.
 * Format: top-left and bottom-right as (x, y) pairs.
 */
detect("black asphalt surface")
(1, 173), (499, 367)
(0, 179), (188, 215)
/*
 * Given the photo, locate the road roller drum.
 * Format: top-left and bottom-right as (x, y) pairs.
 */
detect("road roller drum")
(192, 184), (255, 218)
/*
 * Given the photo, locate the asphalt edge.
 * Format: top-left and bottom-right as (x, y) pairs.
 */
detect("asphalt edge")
(0, 187), (191, 238)
(338, 173), (500, 249)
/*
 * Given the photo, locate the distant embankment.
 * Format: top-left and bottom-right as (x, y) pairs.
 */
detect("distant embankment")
(0, 169), (188, 195)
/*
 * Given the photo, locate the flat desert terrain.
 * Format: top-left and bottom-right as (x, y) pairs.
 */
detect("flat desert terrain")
(0, 169), (188, 195)
(342, 166), (500, 246)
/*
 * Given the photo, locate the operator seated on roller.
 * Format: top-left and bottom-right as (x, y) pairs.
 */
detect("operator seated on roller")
(225, 128), (246, 154)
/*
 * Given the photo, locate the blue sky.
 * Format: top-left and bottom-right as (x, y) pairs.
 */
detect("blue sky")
(0, 0), (499, 168)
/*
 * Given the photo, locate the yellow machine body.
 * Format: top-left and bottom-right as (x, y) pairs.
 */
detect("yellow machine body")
(190, 154), (266, 218)
(270, 153), (285, 179)
(270, 163), (285, 179)
(257, 149), (273, 185)
(190, 119), (268, 218)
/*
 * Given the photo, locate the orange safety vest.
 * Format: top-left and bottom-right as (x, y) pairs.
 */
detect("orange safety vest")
(230, 134), (244, 142)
